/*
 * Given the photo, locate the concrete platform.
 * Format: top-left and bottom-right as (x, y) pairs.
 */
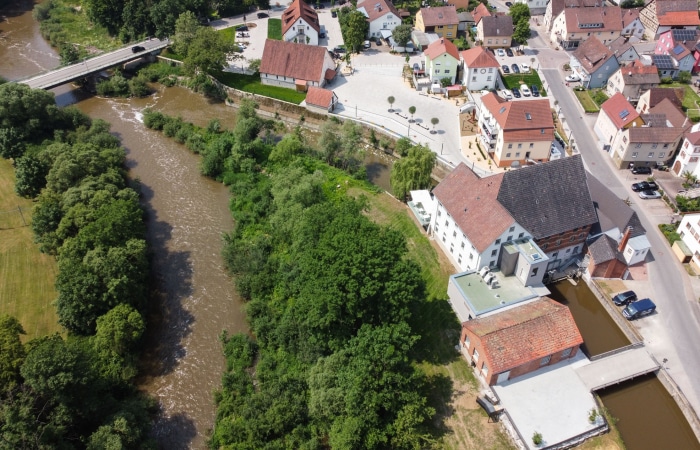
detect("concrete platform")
(493, 352), (606, 449)
(575, 346), (660, 391)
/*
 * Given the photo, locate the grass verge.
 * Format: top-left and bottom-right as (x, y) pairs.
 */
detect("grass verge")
(0, 159), (60, 340)
(218, 27), (238, 45)
(267, 18), (282, 40)
(214, 71), (307, 104)
(660, 83), (700, 122)
(574, 90), (600, 113)
(39, 0), (121, 51)
(502, 71), (544, 90)
(590, 89), (609, 107)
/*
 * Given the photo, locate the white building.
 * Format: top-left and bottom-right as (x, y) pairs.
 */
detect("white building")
(677, 214), (700, 270)
(357, 0), (402, 39)
(281, 0), (320, 45)
(671, 124), (700, 176)
(460, 46), (500, 91)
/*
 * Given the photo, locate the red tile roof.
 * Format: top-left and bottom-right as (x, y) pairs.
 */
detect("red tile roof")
(357, 0), (400, 22)
(572, 36), (616, 74)
(425, 37), (460, 60)
(471, 2), (491, 25)
(564, 6), (623, 33)
(260, 39), (330, 81)
(645, 87), (684, 109)
(419, 5), (460, 27)
(619, 59), (660, 85)
(305, 86), (334, 108)
(432, 164), (513, 253)
(463, 298), (583, 374)
(601, 93), (640, 129)
(621, 8), (640, 27)
(649, 97), (689, 129)
(686, 130), (700, 146)
(658, 10), (700, 26)
(481, 93), (554, 142)
(282, 0), (320, 35)
(460, 46), (499, 68)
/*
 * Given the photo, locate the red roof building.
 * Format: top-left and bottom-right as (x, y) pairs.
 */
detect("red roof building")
(460, 298), (583, 385)
(281, 0), (321, 45)
(259, 40), (336, 91)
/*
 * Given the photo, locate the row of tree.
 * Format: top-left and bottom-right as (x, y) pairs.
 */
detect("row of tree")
(0, 83), (154, 447)
(144, 103), (439, 448)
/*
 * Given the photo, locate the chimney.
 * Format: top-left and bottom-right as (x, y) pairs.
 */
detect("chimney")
(618, 227), (632, 252)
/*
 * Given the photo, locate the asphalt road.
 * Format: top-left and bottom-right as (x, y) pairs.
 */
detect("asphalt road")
(532, 25), (700, 409)
(22, 38), (169, 90)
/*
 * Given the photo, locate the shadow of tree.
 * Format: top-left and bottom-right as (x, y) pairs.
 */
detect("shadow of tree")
(409, 297), (462, 365)
(150, 411), (198, 450)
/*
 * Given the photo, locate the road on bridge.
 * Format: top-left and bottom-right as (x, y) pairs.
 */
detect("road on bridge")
(21, 38), (169, 90)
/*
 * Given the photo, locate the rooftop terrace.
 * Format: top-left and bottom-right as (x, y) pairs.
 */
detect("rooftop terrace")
(503, 238), (548, 265)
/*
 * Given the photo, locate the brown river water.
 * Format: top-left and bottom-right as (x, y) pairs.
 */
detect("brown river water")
(2, 1), (698, 448)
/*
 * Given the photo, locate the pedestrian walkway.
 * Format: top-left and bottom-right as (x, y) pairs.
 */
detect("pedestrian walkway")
(575, 346), (660, 391)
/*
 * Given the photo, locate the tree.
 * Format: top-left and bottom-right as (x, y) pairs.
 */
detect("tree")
(387, 96), (395, 112)
(183, 26), (235, 75)
(0, 315), (25, 393)
(340, 10), (369, 53)
(513, 19), (531, 44)
(173, 11), (200, 56)
(93, 304), (146, 383)
(430, 117), (439, 134)
(408, 106), (416, 122)
(390, 144), (436, 201)
(508, 3), (530, 25)
(392, 23), (412, 48)
(248, 58), (262, 74)
(14, 153), (49, 198)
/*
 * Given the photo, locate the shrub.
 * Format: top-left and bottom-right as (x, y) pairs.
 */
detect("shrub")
(143, 110), (168, 130)
(532, 431), (543, 446)
(659, 223), (681, 244)
(660, 77), (673, 84)
(678, 71), (692, 84)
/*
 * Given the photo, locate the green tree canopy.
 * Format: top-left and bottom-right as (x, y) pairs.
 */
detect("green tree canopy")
(173, 11), (200, 55)
(0, 316), (26, 393)
(182, 26), (235, 75)
(392, 23), (413, 48)
(340, 10), (370, 53)
(390, 144), (437, 201)
(508, 3), (530, 24)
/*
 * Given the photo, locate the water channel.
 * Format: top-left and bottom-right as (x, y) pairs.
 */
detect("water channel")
(2, 2), (699, 447)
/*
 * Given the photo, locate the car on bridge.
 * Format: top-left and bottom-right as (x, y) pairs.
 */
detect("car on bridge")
(131, 45), (145, 53)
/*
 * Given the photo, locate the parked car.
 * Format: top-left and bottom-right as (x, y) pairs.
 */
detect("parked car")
(612, 290), (637, 306)
(331, 10), (337, 17)
(521, 63), (530, 72)
(511, 64), (520, 74)
(363, 40), (371, 49)
(521, 85), (531, 96)
(375, 39), (382, 46)
(505, 1), (513, 6)
(512, 87), (521, 98)
(496, 48), (506, 57)
(131, 45), (145, 53)
(565, 74), (580, 82)
(639, 190), (662, 199)
(237, 25), (249, 31)
(257, 12), (269, 18)
(631, 166), (652, 175)
(531, 85), (539, 97)
(333, 46), (346, 53)
(413, 62), (421, 71)
(622, 298), (656, 320)
(501, 89), (513, 100)
(631, 181), (659, 192)
(505, 48), (513, 57)
(501, 64), (510, 74)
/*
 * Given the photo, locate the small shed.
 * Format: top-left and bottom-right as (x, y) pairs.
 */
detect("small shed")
(304, 86), (338, 114)
(672, 240), (692, 264)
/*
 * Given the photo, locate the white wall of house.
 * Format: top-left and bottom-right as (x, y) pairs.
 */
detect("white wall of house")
(672, 136), (700, 176)
(593, 109), (620, 145)
(678, 214), (700, 267)
(367, 13), (401, 38)
(283, 18), (319, 45)
(516, 0), (547, 15)
(611, 130), (678, 168)
(623, 236), (650, 265)
(462, 65), (498, 90)
(621, 18), (645, 39)
(497, 139), (552, 164)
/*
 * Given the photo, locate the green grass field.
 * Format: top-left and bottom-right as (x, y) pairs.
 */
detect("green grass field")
(502, 71), (544, 91)
(39, 0), (121, 51)
(574, 89), (600, 113)
(661, 83), (700, 122)
(0, 159), (60, 340)
(218, 27), (238, 45)
(267, 18), (282, 40)
(215, 71), (307, 104)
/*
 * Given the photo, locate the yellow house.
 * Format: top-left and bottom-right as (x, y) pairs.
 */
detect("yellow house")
(416, 6), (459, 39)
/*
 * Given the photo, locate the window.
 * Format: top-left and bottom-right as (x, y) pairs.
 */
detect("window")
(469, 253), (474, 259)
(664, 143), (669, 148)
(635, 143), (642, 148)
(489, 68), (494, 73)
(652, 143), (658, 149)
(491, 249), (497, 256)
(632, 152), (638, 158)
(450, 244), (454, 253)
(487, 39), (492, 44)
(490, 260), (496, 267)
(529, 143), (534, 148)
(660, 152), (666, 158)
(453, 231), (457, 238)
(556, 239), (562, 245)
(506, 152), (511, 157)
(541, 129), (545, 134)
(444, 220), (448, 226)
(648, 152), (654, 158)
(495, 238), (501, 245)
(487, 76), (492, 81)
(573, 246), (579, 253)
(542, 243), (548, 250)
(447, 32), (453, 37)
(435, 69), (440, 74)
(570, 235), (575, 242)
(518, 232), (524, 238)
(435, 224), (439, 232)
(623, 136), (628, 143)
(540, 355), (552, 366)
(562, 347), (572, 357)
(526, 151), (531, 158)
(507, 235), (512, 241)
(437, 210), (442, 217)
(518, 143), (522, 149)
(531, 268), (538, 276)
(473, 348), (480, 362)
(458, 257), (462, 264)
(516, 152), (520, 157)
(472, 76), (477, 81)
(461, 242), (465, 249)
(482, 364), (489, 377)
(508, 143), (513, 149)
(464, 335), (470, 348)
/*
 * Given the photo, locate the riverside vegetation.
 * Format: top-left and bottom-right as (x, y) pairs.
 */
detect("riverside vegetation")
(0, 83), (155, 448)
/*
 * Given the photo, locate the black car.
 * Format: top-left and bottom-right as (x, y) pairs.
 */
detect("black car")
(257, 12), (269, 18)
(131, 45), (145, 53)
(333, 46), (346, 53)
(631, 181), (659, 192)
(501, 64), (510, 74)
(505, 1), (513, 6)
(237, 25), (249, 31)
(631, 166), (652, 175)
(505, 48), (513, 57)
(511, 64), (520, 74)
(612, 290), (637, 306)
(531, 85), (540, 97)
(512, 87), (521, 98)
(331, 10), (337, 17)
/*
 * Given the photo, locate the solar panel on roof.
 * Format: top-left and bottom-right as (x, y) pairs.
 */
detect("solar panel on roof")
(671, 29), (699, 42)
(652, 54), (675, 69)
(673, 45), (685, 55)
(620, 109), (630, 119)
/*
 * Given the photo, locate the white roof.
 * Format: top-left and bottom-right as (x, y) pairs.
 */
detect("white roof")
(627, 234), (651, 251)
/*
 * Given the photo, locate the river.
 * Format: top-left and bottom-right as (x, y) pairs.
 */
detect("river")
(1, 2), (247, 448)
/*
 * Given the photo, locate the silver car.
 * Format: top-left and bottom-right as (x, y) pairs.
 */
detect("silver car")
(638, 190), (662, 199)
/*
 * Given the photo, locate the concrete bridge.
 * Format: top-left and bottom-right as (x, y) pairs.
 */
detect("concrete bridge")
(575, 345), (660, 391)
(20, 38), (170, 90)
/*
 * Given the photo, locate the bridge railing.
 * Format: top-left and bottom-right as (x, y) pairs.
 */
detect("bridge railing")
(589, 341), (644, 361)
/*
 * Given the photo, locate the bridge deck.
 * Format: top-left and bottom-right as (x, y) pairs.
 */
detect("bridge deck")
(575, 347), (660, 391)
(21, 38), (169, 90)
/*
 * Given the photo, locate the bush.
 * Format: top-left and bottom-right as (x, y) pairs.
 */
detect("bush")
(678, 71), (692, 84)
(659, 223), (681, 244)
(532, 431), (543, 446)
(143, 110), (168, 130)
(660, 77), (674, 84)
